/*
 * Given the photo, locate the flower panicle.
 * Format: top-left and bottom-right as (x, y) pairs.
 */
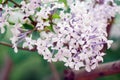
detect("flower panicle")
(0, 0), (120, 72)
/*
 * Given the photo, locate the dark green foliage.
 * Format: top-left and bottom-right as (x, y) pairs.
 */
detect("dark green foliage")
(32, 31), (40, 40)
(23, 23), (34, 30)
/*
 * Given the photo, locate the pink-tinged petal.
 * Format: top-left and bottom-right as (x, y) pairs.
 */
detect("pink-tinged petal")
(96, 56), (103, 62)
(107, 40), (113, 49)
(91, 63), (97, 70)
(85, 65), (91, 72)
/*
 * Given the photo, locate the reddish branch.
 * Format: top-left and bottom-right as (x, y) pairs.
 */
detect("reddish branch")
(0, 42), (37, 52)
(0, 56), (12, 80)
(74, 60), (120, 80)
(49, 63), (60, 80)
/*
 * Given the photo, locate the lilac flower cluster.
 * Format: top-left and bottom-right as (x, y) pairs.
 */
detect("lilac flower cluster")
(0, 0), (120, 72)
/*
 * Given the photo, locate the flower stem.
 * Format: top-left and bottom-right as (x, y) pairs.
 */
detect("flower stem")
(0, 41), (37, 52)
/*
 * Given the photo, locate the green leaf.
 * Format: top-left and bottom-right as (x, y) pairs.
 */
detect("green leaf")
(115, 0), (120, 5)
(23, 23), (34, 30)
(0, 0), (7, 4)
(52, 13), (60, 19)
(32, 31), (40, 40)
(45, 25), (54, 32)
(36, 7), (41, 11)
(0, 0), (2, 4)
(64, 7), (71, 13)
(59, 0), (67, 7)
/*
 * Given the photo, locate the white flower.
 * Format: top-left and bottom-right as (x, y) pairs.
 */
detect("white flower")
(64, 59), (75, 68)
(107, 40), (113, 49)
(85, 65), (91, 72)
(1, 0), (120, 72)
(10, 36), (18, 53)
(23, 35), (36, 50)
(74, 62), (84, 70)
(41, 0), (58, 3)
(0, 18), (6, 33)
(36, 6), (51, 19)
(36, 20), (50, 30)
(91, 60), (98, 70)
(10, 24), (27, 53)
(0, 14), (9, 33)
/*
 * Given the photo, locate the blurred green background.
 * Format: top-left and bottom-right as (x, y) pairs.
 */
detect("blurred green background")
(0, 0), (120, 80)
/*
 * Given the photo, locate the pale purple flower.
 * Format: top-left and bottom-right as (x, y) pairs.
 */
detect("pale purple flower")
(0, 0), (120, 72)
(23, 35), (36, 50)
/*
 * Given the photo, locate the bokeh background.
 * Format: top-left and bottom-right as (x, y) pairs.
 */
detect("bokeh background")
(0, 0), (120, 80)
